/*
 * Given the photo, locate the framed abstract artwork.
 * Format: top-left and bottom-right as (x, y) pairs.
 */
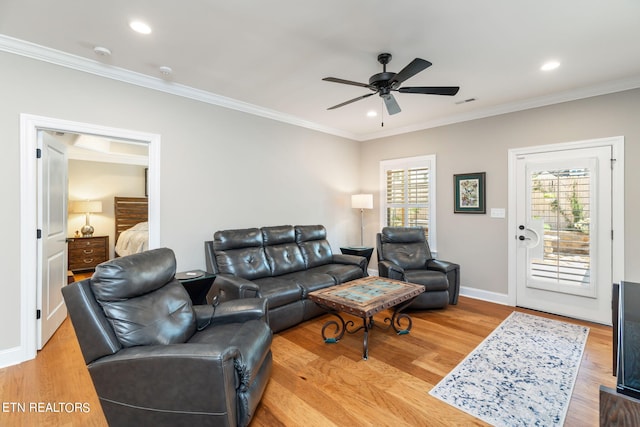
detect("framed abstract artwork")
(454, 172), (486, 214)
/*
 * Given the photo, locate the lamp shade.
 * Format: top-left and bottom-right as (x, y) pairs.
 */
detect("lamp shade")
(351, 194), (373, 210)
(70, 200), (103, 214)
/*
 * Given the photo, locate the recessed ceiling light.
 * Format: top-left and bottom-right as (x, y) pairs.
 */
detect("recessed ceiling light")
(367, 111), (377, 117)
(541, 61), (560, 71)
(129, 21), (152, 34)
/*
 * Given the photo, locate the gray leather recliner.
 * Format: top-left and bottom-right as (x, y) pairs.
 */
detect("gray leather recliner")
(62, 247), (272, 427)
(377, 227), (460, 309)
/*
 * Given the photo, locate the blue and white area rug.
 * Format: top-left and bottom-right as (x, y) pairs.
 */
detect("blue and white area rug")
(429, 311), (589, 426)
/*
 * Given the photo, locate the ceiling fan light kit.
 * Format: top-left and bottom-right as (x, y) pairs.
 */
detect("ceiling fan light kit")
(323, 52), (460, 116)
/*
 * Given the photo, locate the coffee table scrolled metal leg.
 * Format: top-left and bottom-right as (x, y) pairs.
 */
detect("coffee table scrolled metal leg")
(391, 311), (412, 335)
(387, 296), (418, 335)
(321, 312), (347, 343)
(362, 316), (374, 360)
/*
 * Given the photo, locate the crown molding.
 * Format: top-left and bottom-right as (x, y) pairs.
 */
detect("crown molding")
(3, 34), (639, 143)
(0, 34), (357, 141)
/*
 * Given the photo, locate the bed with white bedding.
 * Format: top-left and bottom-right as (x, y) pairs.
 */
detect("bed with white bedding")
(114, 196), (148, 257)
(115, 221), (149, 256)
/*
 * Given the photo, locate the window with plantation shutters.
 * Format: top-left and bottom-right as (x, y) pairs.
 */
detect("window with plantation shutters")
(380, 155), (436, 250)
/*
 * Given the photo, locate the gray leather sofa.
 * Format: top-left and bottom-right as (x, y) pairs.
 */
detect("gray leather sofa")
(205, 225), (367, 332)
(62, 248), (272, 427)
(377, 227), (460, 309)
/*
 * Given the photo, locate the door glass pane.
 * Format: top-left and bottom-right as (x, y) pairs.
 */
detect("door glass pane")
(530, 168), (591, 287)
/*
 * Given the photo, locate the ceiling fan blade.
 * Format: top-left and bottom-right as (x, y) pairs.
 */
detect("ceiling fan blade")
(322, 77), (372, 89)
(390, 58), (432, 87)
(327, 92), (375, 110)
(398, 86), (460, 96)
(382, 94), (401, 115)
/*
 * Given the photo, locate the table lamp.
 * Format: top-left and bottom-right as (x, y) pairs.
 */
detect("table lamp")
(351, 194), (373, 247)
(70, 200), (103, 237)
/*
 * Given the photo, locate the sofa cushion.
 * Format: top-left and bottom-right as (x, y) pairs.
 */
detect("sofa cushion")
(253, 277), (303, 309)
(309, 264), (364, 284)
(91, 247), (177, 300)
(262, 225), (295, 246)
(295, 225), (333, 268)
(215, 247), (271, 280)
(214, 227), (263, 250)
(97, 280), (196, 347)
(264, 243), (306, 276)
(213, 228), (271, 279)
(90, 248), (197, 347)
(404, 270), (449, 291)
(380, 227), (433, 269)
(381, 242), (430, 270)
(285, 270), (336, 297)
(262, 226), (306, 275)
(294, 224), (326, 242)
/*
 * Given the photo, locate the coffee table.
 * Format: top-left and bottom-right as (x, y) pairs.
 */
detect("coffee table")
(308, 276), (424, 360)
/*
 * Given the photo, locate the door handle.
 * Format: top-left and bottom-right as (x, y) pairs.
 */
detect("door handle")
(518, 228), (540, 243)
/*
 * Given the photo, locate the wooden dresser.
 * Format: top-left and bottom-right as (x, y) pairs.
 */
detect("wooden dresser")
(68, 236), (109, 272)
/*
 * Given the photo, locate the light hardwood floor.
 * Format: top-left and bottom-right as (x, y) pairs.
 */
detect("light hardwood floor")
(0, 296), (615, 426)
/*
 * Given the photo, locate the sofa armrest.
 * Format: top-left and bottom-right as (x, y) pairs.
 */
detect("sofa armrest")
(211, 298), (269, 325)
(378, 260), (405, 281)
(427, 259), (460, 305)
(193, 304), (215, 330)
(332, 253), (368, 272)
(426, 259), (458, 273)
(229, 320), (272, 392)
(213, 274), (260, 302)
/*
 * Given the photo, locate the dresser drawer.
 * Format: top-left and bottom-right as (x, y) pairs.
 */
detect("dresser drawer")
(68, 238), (106, 250)
(68, 236), (109, 271)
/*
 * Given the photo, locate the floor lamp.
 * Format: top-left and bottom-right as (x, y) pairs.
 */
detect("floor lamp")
(351, 194), (373, 247)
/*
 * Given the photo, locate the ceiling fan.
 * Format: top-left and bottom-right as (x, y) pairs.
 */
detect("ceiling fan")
(323, 53), (460, 115)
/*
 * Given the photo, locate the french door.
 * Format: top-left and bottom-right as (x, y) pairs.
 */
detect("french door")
(515, 145), (612, 324)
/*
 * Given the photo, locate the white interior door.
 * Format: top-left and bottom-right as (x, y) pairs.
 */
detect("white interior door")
(37, 131), (68, 348)
(515, 146), (612, 324)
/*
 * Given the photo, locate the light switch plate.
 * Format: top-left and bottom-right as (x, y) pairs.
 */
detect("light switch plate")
(491, 208), (506, 218)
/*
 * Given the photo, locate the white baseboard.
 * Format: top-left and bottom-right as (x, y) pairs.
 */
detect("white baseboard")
(459, 286), (512, 306)
(0, 345), (28, 369)
(368, 272), (512, 307)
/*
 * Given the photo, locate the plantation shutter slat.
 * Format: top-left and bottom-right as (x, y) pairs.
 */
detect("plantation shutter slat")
(384, 166), (430, 237)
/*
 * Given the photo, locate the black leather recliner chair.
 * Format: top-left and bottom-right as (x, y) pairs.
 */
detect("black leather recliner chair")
(377, 227), (460, 309)
(61, 248), (272, 427)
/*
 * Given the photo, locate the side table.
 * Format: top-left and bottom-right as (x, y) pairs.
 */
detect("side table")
(175, 270), (216, 305)
(340, 246), (374, 265)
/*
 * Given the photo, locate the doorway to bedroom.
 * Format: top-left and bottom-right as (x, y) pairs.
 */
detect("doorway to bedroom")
(58, 131), (149, 260)
(19, 114), (161, 364)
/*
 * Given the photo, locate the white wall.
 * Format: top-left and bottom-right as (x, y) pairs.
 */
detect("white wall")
(1, 51), (362, 355)
(68, 160), (147, 258)
(3, 48), (638, 361)
(360, 88), (640, 296)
